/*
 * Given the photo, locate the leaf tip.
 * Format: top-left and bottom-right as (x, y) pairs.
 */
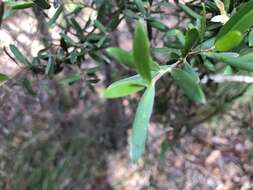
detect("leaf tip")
(215, 31), (243, 51)
(130, 143), (142, 163)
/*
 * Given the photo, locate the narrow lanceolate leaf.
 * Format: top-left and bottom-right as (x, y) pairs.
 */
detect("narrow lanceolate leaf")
(150, 60), (160, 71)
(10, 1), (34, 9)
(203, 59), (216, 72)
(105, 51), (159, 71)
(182, 28), (199, 57)
(171, 69), (206, 104)
(131, 85), (155, 162)
(106, 48), (135, 69)
(203, 52), (253, 72)
(224, 65), (234, 75)
(22, 77), (36, 96)
(59, 74), (81, 85)
(0, 2), (4, 28)
(149, 18), (169, 32)
(133, 20), (152, 83)
(178, 3), (201, 19)
(224, 0), (230, 11)
(160, 139), (170, 160)
(199, 3), (206, 42)
(9, 44), (32, 66)
(94, 20), (107, 34)
(70, 17), (85, 40)
(183, 61), (200, 83)
(104, 75), (146, 98)
(134, 0), (146, 15)
(45, 55), (55, 79)
(33, 0), (51, 9)
(215, 0), (253, 50)
(47, 5), (63, 28)
(0, 73), (9, 82)
(249, 30), (253, 47)
(215, 31), (243, 51)
(166, 29), (185, 45)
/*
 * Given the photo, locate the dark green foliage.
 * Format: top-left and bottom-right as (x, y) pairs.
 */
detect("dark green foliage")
(9, 44), (32, 66)
(182, 28), (199, 56)
(10, 1), (34, 10)
(131, 85), (155, 161)
(171, 68), (206, 104)
(133, 20), (152, 83)
(33, 0), (51, 9)
(0, 73), (9, 82)
(0, 2), (4, 28)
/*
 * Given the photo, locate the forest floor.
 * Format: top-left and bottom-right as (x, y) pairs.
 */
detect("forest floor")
(0, 71), (253, 190)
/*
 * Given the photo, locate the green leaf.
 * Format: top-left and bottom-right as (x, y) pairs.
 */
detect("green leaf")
(203, 59), (216, 72)
(203, 52), (253, 72)
(9, 44), (31, 66)
(10, 1), (34, 9)
(182, 28), (199, 56)
(224, 65), (234, 75)
(104, 75), (146, 98)
(215, 31), (243, 51)
(134, 0), (146, 15)
(215, 0), (253, 49)
(70, 49), (78, 64)
(60, 33), (75, 46)
(150, 60), (160, 71)
(148, 18), (169, 32)
(199, 3), (206, 42)
(59, 74), (81, 85)
(47, 5), (63, 28)
(183, 61), (200, 83)
(22, 77), (36, 96)
(131, 84), (155, 162)
(178, 3), (201, 19)
(160, 139), (170, 160)
(106, 47), (159, 71)
(224, 0), (231, 11)
(133, 20), (152, 83)
(33, 0), (51, 9)
(70, 17), (85, 41)
(94, 20), (107, 34)
(249, 30), (253, 47)
(106, 48), (135, 68)
(0, 73), (9, 82)
(171, 68), (206, 104)
(0, 2), (4, 28)
(96, 36), (107, 48)
(197, 37), (215, 50)
(165, 29), (185, 46)
(45, 55), (55, 79)
(152, 47), (179, 54)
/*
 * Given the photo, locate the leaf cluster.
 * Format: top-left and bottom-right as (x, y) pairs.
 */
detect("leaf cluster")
(2, 0), (253, 161)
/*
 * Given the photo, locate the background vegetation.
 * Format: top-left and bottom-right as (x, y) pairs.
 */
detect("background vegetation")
(0, 0), (253, 189)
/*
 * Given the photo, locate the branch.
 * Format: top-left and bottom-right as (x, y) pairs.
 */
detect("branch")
(202, 74), (253, 84)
